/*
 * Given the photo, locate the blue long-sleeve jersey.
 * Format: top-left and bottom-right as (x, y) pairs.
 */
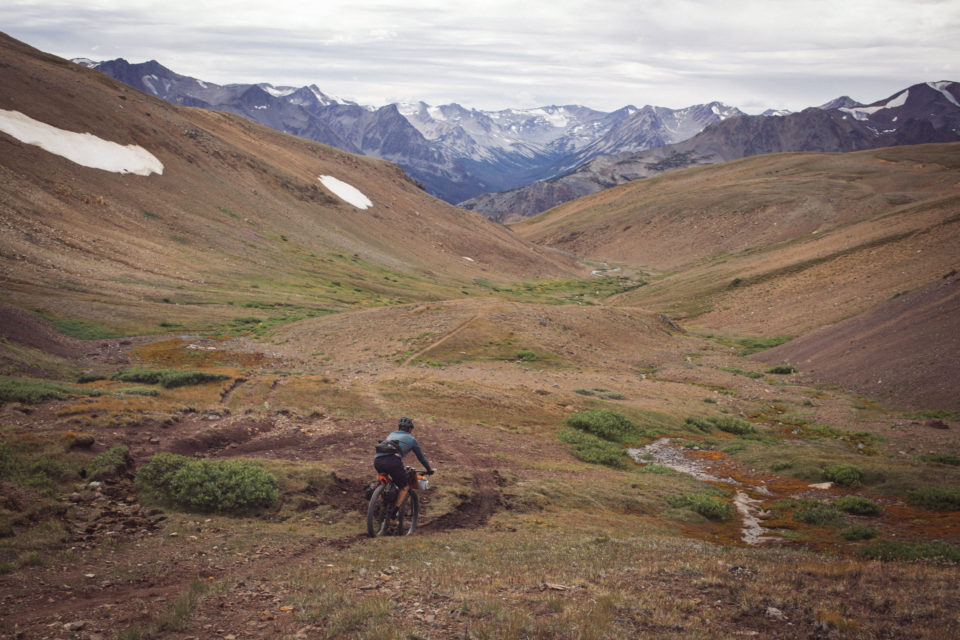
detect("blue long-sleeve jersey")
(375, 430), (431, 470)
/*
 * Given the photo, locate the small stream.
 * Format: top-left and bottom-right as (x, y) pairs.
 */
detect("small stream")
(628, 438), (776, 545)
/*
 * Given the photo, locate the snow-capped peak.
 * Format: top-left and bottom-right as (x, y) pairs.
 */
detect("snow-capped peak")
(927, 81), (960, 108)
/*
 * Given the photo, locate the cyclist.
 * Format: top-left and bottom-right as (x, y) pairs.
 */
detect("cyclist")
(374, 416), (434, 519)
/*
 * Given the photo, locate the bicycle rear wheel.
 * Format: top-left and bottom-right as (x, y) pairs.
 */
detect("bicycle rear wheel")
(366, 484), (390, 537)
(396, 491), (419, 536)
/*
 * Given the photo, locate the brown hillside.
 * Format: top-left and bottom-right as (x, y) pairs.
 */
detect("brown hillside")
(513, 145), (960, 273)
(0, 33), (581, 333)
(754, 270), (960, 413)
(512, 146), (960, 337)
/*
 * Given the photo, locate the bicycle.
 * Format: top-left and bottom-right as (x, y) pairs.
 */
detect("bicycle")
(366, 466), (429, 537)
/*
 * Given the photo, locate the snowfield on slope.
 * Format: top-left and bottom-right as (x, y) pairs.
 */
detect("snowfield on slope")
(318, 175), (373, 209)
(0, 109), (164, 176)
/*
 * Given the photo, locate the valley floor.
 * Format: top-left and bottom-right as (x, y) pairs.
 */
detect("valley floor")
(2, 300), (959, 639)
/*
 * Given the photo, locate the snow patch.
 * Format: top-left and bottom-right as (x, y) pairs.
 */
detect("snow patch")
(928, 81), (960, 108)
(0, 109), (164, 176)
(261, 84), (298, 98)
(841, 90), (909, 120)
(461, 256), (474, 262)
(318, 175), (372, 209)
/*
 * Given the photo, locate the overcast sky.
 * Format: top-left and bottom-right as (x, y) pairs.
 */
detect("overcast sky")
(3, 0), (958, 113)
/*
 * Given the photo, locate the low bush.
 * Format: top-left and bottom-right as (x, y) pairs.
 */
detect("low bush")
(684, 416), (713, 434)
(793, 500), (840, 525)
(833, 496), (881, 515)
(516, 349), (538, 362)
(822, 464), (865, 488)
(112, 369), (231, 389)
(565, 410), (640, 443)
(906, 486), (960, 511)
(712, 416), (756, 436)
(770, 461), (793, 472)
(136, 453), (279, 513)
(839, 523), (880, 540)
(684, 415), (757, 435)
(917, 454), (960, 467)
(84, 446), (130, 480)
(859, 540), (960, 562)
(767, 365), (798, 374)
(666, 493), (733, 520)
(557, 429), (627, 468)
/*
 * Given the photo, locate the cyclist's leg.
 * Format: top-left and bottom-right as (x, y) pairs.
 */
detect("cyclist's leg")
(374, 454), (409, 515)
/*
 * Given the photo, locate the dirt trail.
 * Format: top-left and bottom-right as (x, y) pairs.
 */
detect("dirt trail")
(402, 314), (482, 366)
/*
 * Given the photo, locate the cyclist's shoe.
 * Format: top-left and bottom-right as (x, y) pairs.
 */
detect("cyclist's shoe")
(388, 506), (399, 520)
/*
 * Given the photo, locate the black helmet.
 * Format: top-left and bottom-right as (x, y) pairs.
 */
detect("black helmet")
(398, 416), (414, 432)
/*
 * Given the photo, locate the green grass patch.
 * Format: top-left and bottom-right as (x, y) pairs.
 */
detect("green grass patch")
(736, 336), (791, 356)
(45, 316), (124, 340)
(718, 366), (763, 379)
(557, 429), (628, 468)
(665, 493), (733, 520)
(859, 540), (960, 562)
(906, 486), (960, 511)
(564, 410), (645, 443)
(916, 454), (960, 466)
(839, 523), (881, 540)
(516, 349), (539, 362)
(0, 375), (108, 405)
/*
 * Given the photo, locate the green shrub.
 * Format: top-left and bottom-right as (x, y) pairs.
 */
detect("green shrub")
(917, 454), (960, 466)
(822, 464), (865, 488)
(833, 496), (881, 515)
(839, 523), (880, 540)
(666, 493), (733, 520)
(859, 540), (960, 562)
(564, 410), (639, 443)
(137, 454), (278, 513)
(135, 452), (191, 497)
(770, 461), (793, 472)
(684, 416), (713, 434)
(712, 416), (756, 436)
(906, 486), (960, 511)
(557, 429), (627, 468)
(572, 388), (595, 396)
(601, 391), (625, 400)
(118, 387), (161, 396)
(169, 459), (279, 513)
(767, 365), (798, 374)
(793, 501), (840, 525)
(112, 369), (230, 389)
(516, 349), (538, 362)
(76, 374), (107, 384)
(85, 446), (130, 480)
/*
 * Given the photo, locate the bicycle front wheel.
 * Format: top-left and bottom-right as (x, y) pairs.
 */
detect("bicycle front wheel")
(366, 484), (390, 537)
(396, 491), (419, 536)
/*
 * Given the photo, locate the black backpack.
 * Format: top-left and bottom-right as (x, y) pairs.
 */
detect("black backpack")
(374, 439), (402, 455)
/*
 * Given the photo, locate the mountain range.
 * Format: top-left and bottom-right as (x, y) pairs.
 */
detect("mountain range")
(462, 81), (960, 220)
(74, 57), (744, 204)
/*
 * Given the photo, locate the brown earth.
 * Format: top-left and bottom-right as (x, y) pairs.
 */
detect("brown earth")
(754, 269), (960, 413)
(3, 303), (960, 638)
